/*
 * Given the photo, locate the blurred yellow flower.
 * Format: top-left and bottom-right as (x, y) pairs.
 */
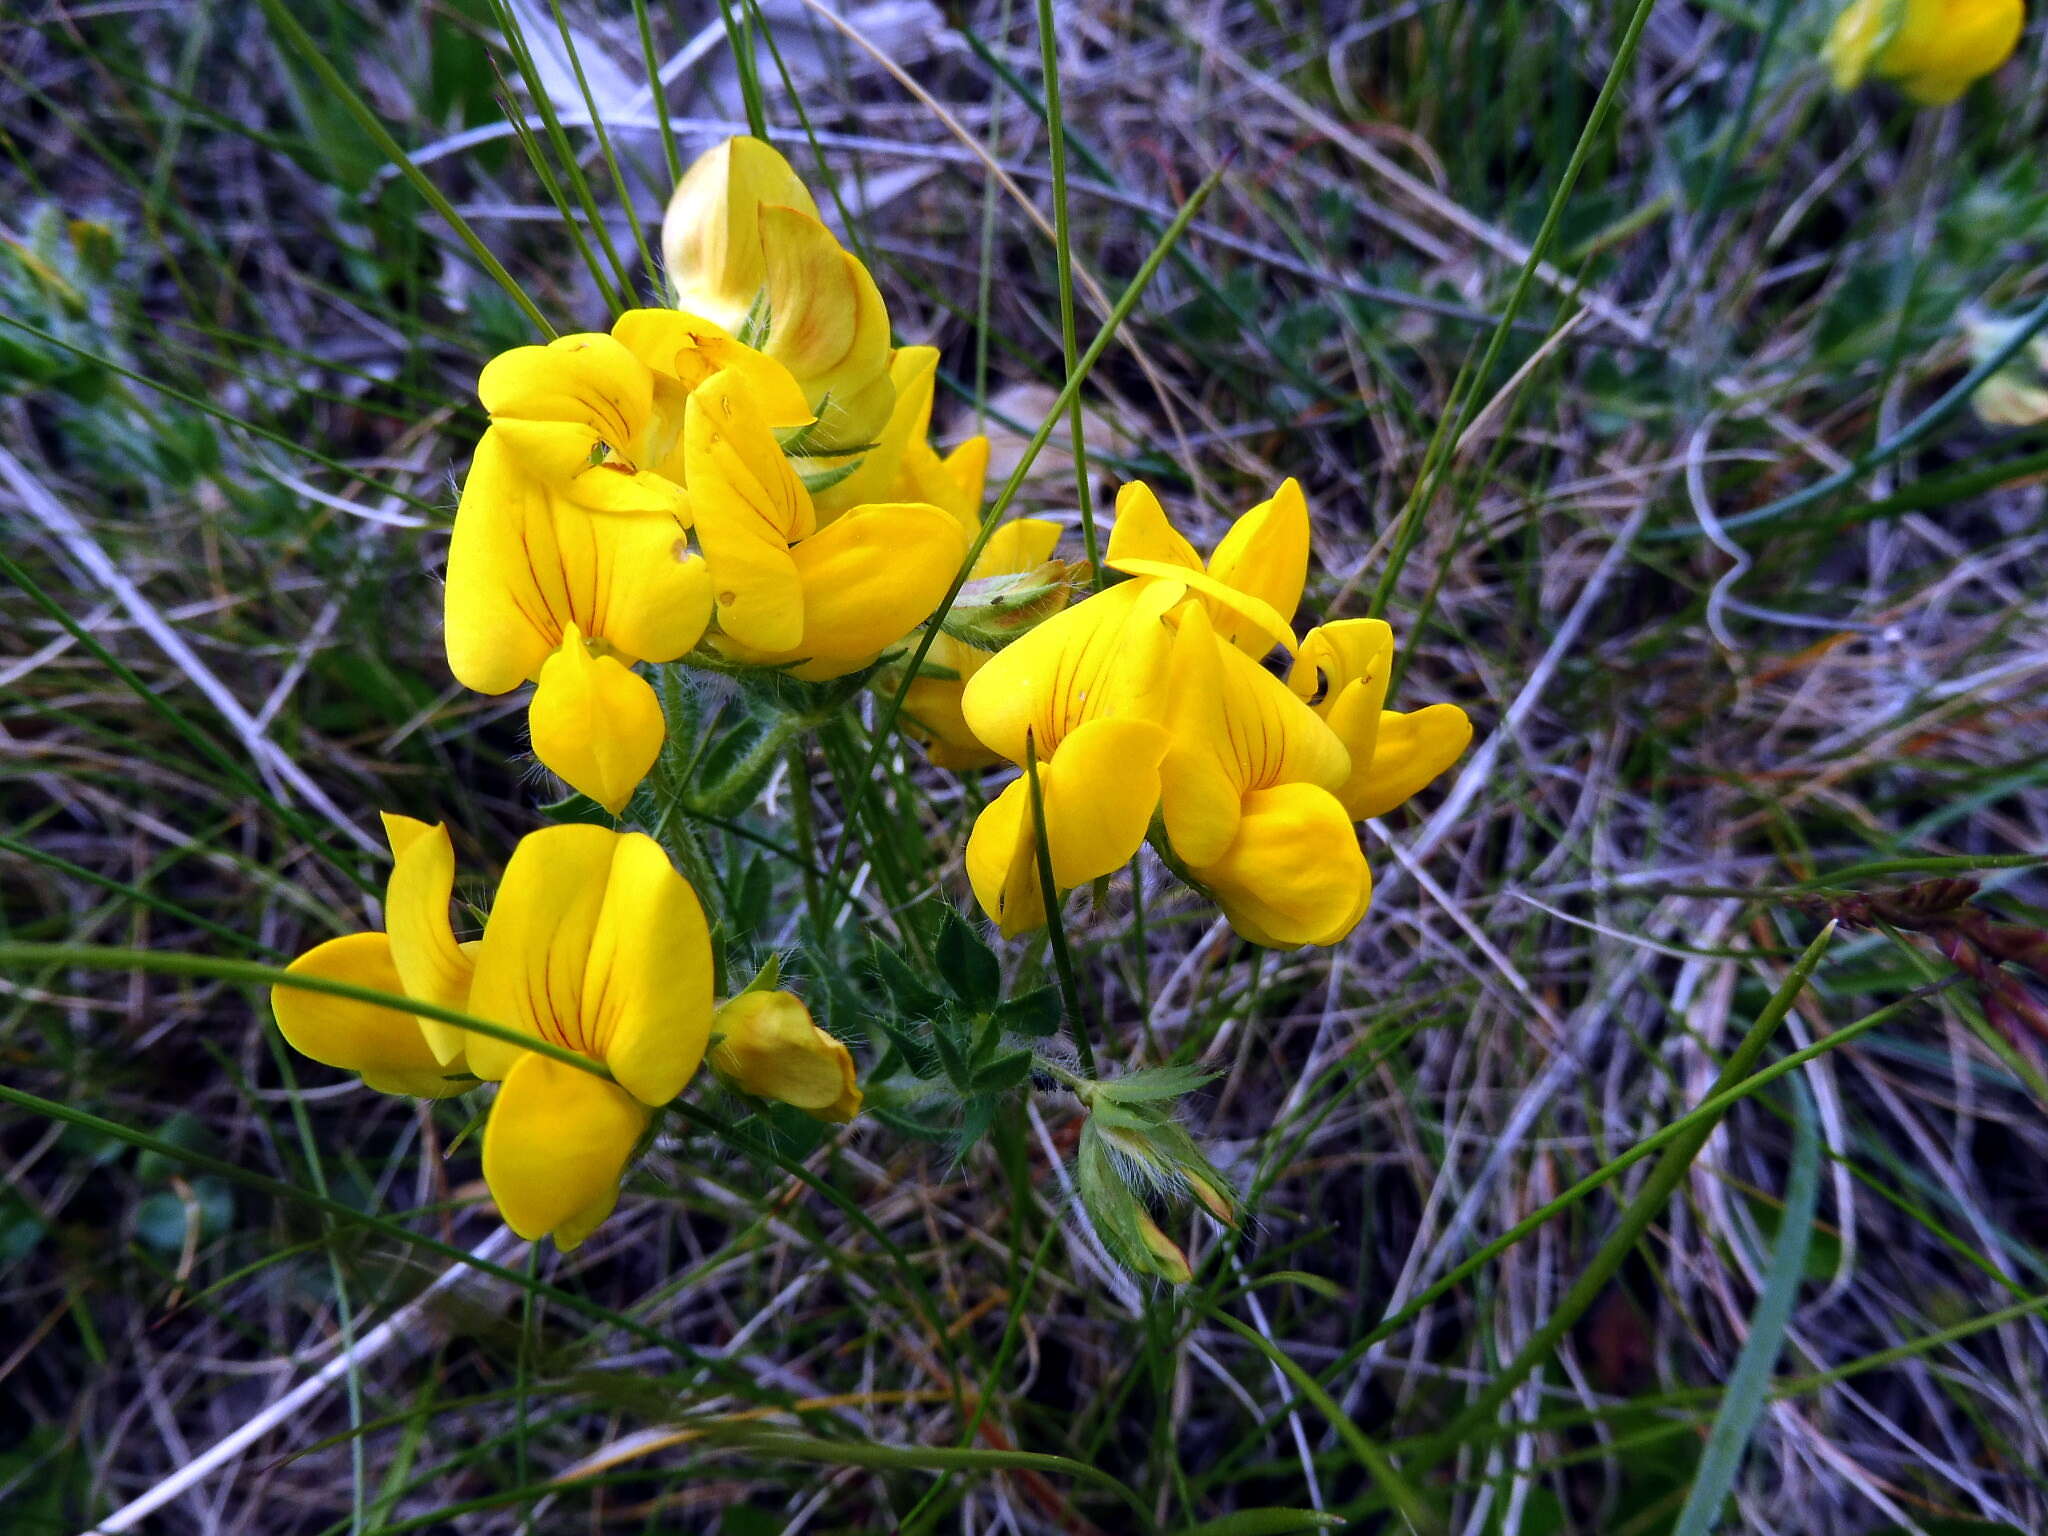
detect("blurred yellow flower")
(273, 820), (714, 1250)
(710, 990), (862, 1123)
(1824, 0), (2024, 104)
(661, 134), (895, 451)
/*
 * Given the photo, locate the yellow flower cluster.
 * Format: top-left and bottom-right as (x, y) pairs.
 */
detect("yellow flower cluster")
(957, 481), (1472, 949)
(446, 136), (982, 815)
(1824, 0), (2024, 105)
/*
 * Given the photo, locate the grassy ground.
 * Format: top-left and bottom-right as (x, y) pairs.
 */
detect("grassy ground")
(5, 1), (2048, 1532)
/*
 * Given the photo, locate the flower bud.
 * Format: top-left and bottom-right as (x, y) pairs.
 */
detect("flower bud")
(1135, 1213), (1193, 1285)
(709, 990), (862, 1123)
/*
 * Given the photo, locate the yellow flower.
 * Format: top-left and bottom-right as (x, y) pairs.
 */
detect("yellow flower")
(684, 366), (969, 680)
(274, 820), (714, 1250)
(661, 135), (895, 450)
(270, 813), (475, 1099)
(1287, 619), (1474, 822)
(465, 825), (713, 1249)
(447, 332), (725, 813)
(709, 990), (862, 1123)
(1824, 0), (2024, 104)
(898, 517), (1068, 771)
(959, 576), (1182, 937)
(1157, 604), (1372, 948)
(1104, 478), (1307, 659)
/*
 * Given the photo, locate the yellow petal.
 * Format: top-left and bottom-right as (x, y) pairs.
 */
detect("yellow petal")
(710, 991), (861, 1121)
(898, 633), (1001, 769)
(935, 436), (992, 529)
(662, 135), (821, 330)
(964, 719), (1166, 938)
(1156, 608), (1241, 867)
(446, 439), (706, 692)
(272, 932), (469, 1097)
(445, 434), (566, 693)
(964, 775), (1044, 939)
(1105, 481), (1199, 570)
(1347, 703), (1473, 820)
(581, 831), (714, 1106)
(813, 345), (935, 518)
(1877, 0), (2022, 101)
(528, 632), (665, 815)
(1166, 605), (1350, 798)
(610, 308), (814, 429)
(975, 517), (1064, 577)
(1289, 619), (1395, 813)
(1205, 478), (1310, 654)
(481, 1049), (650, 1248)
(756, 203), (895, 445)
(479, 333), (653, 483)
(722, 502), (969, 680)
(960, 576), (1184, 765)
(466, 826), (712, 1103)
(1190, 782), (1373, 948)
(685, 368), (813, 652)
(380, 813), (476, 1066)
(596, 530), (715, 669)
(1038, 717), (1168, 888)
(1109, 556), (1299, 661)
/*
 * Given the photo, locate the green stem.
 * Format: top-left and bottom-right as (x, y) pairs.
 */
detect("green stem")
(1026, 733), (1095, 1078)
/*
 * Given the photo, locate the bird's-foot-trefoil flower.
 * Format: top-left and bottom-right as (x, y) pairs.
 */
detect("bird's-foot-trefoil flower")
(661, 134), (895, 455)
(959, 575), (1183, 936)
(1156, 603), (1373, 948)
(1824, 0), (2024, 105)
(273, 820), (714, 1251)
(709, 989), (862, 1123)
(1103, 477), (1308, 659)
(684, 366), (968, 680)
(271, 813), (476, 1099)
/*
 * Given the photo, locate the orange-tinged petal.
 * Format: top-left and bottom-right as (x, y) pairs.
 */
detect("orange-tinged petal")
(662, 135), (821, 332)
(528, 631), (665, 815)
(272, 932), (470, 1097)
(975, 517), (1064, 577)
(711, 991), (862, 1122)
(482, 1049), (649, 1249)
(1190, 782), (1373, 948)
(380, 813), (476, 1065)
(1205, 478), (1310, 653)
(755, 202), (895, 445)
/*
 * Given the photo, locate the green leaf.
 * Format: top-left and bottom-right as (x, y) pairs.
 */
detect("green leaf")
(995, 985), (1063, 1038)
(1672, 1086), (1821, 1536)
(969, 1049), (1034, 1095)
(1169, 1512), (1346, 1536)
(936, 905), (1001, 1010)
